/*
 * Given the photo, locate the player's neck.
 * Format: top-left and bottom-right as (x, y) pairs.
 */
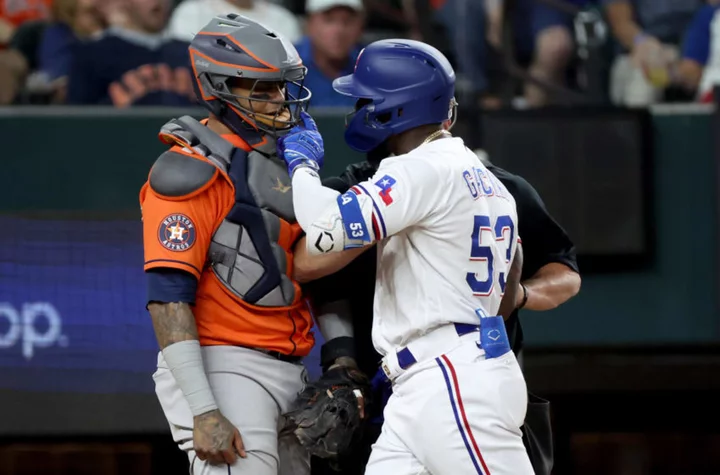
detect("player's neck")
(206, 115), (233, 136)
(392, 125), (447, 155)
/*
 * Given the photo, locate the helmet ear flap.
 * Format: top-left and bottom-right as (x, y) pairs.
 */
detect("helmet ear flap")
(197, 72), (227, 117)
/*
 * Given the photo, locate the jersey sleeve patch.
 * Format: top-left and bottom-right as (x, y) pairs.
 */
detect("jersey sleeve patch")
(157, 214), (197, 252)
(374, 174), (397, 206)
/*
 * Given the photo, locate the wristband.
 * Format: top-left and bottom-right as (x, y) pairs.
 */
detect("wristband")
(321, 336), (356, 372)
(518, 283), (529, 310)
(162, 340), (218, 416)
(290, 160), (320, 178)
(633, 32), (649, 47)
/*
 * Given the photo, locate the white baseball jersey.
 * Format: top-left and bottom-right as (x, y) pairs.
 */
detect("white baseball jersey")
(293, 136), (531, 475)
(355, 138), (518, 356)
(293, 136), (519, 357)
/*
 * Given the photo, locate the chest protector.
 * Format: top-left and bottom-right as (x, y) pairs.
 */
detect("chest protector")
(152, 116), (297, 307)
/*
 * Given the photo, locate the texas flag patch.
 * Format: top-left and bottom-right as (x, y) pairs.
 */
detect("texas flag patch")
(374, 175), (396, 206)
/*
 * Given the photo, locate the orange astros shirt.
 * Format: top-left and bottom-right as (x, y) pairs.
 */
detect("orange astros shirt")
(139, 130), (314, 356)
(0, 0), (51, 28)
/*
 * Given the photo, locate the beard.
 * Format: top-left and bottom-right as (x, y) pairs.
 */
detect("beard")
(366, 140), (392, 168)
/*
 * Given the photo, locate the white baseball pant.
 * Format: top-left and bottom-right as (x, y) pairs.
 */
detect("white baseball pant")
(153, 345), (310, 475)
(366, 325), (534, 475)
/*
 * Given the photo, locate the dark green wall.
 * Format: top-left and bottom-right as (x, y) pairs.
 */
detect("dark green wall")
(522, 112), (719, 346)
(0, 108), (362, 212)
(1, 107), (717, 346)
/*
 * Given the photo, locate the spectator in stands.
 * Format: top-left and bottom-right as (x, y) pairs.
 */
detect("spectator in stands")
(295, 0), (364, 108)
(604, 0), (703, 107)
(26, 0), (106, 103)
(486, 0), (589, 108)
(0, 0), (52, 46)
(167, 0), (301, 43)
(428, 0), (491, 107)
(66, 0), (195, 107)
(674, 1), (720, 103)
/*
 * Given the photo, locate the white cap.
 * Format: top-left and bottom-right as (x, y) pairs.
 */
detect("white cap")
(305, 0), (364, 13)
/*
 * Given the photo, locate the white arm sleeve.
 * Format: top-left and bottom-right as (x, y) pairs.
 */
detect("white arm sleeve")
(291, 159), (442, 255)
(292, 167), (341, 230)
(316, 300), (354, 340)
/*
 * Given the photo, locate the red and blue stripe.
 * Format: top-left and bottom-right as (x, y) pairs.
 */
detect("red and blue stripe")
(436, 354), (491, 475)
(351, 184), (387, 240)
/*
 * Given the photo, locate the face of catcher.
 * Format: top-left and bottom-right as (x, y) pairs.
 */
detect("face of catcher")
(228, 77), (293, 127)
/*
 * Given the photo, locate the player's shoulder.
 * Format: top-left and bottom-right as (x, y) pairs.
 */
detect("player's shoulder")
(381, 138), (461, 175)
(486, 164), (543, 206)
(147, 115), (238, 200)
(147, 147), (220, 199)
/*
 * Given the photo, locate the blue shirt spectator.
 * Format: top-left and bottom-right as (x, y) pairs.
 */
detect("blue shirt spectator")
(67, 28), (194, 107)
(294, 35), (360, 109)
(67, 0), (195, 107)
(603, 0), (703, 47)
(37, 22), (78, 81)
(682, 5), (718, 66)
(294, 0), (364, 109)
(678, 5), (720, 101)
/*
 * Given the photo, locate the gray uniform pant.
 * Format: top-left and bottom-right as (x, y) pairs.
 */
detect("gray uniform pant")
(153, 345), (310, 475)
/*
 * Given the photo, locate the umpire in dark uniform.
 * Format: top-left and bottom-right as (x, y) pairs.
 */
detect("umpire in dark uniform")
(308, 147), (581, 475)
(481, 152), (581, 475)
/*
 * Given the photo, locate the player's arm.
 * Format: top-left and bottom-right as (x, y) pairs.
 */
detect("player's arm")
(520, 263), (581, 311)
(293, 236), (370, 283)
(292, 160), (381, 283)
(141, 153), (245, 464)
(142, 186), (220, 417)
(603, 0), (645, 52)
(508, 174), (581, 312)
(315, 299), (359, 369)
(498, 243), (523, 320)
(291, 160), (439, 257)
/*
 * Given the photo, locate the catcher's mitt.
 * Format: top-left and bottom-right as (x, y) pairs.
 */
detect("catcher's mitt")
(286, 366), (371, 459)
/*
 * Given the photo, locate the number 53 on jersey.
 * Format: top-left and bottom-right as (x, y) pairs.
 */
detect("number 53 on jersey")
(466, 214), (515, 296)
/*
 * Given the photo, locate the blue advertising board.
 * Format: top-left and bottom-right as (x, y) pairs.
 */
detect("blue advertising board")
(0, 217), (324, 397)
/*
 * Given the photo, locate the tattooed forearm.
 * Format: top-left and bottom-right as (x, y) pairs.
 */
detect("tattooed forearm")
(148, 302), (199, 349)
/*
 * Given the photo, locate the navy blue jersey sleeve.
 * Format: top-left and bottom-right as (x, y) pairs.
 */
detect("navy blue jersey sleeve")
(146, 268), (198, 305)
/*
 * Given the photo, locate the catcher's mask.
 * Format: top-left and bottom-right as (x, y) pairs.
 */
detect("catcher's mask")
(190, 13), (312, 141)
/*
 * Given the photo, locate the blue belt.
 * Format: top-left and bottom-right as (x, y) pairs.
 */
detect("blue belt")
(396, 323), (479, 370)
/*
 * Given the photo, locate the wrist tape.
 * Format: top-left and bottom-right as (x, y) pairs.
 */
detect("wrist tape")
(162, 340), (217, 416)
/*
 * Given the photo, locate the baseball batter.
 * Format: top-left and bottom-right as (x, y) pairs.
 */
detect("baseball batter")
(139, 14), (358, 475)
(278, 40), (535, 474)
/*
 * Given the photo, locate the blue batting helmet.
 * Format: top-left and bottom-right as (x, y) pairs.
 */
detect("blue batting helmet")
(332, 39), (456, 153)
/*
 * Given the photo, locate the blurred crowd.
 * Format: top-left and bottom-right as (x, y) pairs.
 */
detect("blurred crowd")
(0, 0), (718, 109)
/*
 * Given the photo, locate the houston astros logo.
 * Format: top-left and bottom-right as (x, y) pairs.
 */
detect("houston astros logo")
(158, 214), (196, 251)
(272, 177), (291, 193)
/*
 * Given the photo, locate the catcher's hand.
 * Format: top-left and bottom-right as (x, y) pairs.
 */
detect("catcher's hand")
(286, 365), (371, 459)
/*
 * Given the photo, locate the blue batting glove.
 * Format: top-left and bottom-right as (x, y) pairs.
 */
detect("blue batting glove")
(277, 111), (325, 176)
